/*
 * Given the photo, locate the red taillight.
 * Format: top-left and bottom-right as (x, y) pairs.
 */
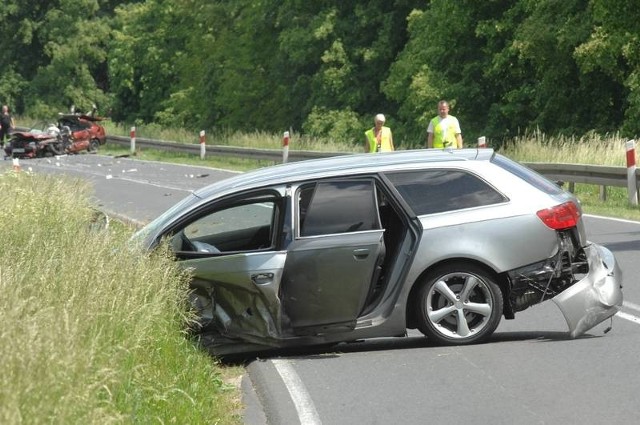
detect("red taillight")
(536, 201), (581, 230)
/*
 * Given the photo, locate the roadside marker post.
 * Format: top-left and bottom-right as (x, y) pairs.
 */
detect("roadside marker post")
(200, 130), (206, 160)
(626, 139), (638, 206)
(283, 131), (290, 163)
(477, 136), (487, 148)
(12, 158), (20, 172)
(130, 126), (136, 154)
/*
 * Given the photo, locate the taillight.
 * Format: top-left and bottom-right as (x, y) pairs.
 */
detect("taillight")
(536, 201), (580, 230)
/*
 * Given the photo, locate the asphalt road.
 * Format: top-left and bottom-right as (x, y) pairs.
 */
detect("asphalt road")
(5, 153), (640, 425)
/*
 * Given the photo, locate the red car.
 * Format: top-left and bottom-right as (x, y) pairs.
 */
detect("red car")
(57, 113), (107, 151)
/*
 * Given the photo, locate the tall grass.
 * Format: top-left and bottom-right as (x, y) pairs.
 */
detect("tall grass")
(499, 129), (629, 166)
(0, 172), (242, 424)
(105, 121), (357, 152)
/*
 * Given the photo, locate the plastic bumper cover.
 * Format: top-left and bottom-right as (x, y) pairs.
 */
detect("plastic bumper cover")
(553, 243), (623, 338)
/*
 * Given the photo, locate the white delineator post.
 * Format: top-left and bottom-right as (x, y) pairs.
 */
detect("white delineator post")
(199, 130), (206, 160)
(282, 131), (290, 163)
(130, 126), (136, 154)
(626, 139), (638, 206)
(477, 136), (487, 148)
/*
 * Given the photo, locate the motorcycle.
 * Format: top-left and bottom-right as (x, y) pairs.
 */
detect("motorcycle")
(4, 127), (64, 158)
(4, 125), (89, 158)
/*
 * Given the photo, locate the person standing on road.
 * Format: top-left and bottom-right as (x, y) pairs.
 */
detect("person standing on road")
(364, 113), (394, 153)
(427, 100), (463, 149)
(0, 105), (15, 149)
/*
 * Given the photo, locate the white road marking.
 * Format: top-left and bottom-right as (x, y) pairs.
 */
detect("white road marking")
(623, 301), (640, 313)
(583, 213), (640, 225)
(616, 311), (640, 325)
(272, 359), (322, 425)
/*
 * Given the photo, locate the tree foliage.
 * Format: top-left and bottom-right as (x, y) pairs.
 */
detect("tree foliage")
(1, 0), (640, 144)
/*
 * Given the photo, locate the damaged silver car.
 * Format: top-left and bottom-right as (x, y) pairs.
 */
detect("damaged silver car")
(132, 149), (623, 355)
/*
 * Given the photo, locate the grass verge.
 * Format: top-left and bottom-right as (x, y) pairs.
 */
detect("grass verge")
(0, 171), (243, 424)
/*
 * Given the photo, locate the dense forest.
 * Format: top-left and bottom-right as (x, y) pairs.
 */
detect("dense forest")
(1, 0), (639, 147)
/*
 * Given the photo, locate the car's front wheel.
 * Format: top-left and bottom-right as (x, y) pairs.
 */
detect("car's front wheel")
(414, 263), (503, 345)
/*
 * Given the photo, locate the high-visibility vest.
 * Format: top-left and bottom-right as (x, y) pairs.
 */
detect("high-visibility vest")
(364, 127), (393, 153)
(430, 116), (459, 148)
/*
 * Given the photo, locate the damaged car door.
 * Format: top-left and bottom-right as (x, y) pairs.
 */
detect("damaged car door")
(170, 191), (288, 345)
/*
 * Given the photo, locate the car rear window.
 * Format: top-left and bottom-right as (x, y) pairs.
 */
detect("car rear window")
(491, 154), (564, 195)
(385, 169), (507, 215)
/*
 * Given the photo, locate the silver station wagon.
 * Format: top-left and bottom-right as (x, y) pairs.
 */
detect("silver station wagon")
(133, 149), (623, 355)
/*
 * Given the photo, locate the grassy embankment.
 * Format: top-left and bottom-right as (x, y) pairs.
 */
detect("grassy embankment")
(100, 122), (640, 222)
(0, 172), (243, 424)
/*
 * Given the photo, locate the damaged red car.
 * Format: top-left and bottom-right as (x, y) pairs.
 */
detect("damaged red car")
(57, 113), (107, 152)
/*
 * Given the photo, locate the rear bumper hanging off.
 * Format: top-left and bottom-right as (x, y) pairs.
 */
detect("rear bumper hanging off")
(553, 244), (623, 338)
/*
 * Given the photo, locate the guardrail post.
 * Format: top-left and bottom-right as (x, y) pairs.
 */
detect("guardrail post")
(282, 131), (290, 163)
(477, 136), (486, 148)
(626, 139), (638, 206)
(599, 186), (607, 201)
(130, 126), (136, 154)
(199, 130), (206, 160)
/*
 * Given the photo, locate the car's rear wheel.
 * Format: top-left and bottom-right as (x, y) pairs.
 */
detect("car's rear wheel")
(414, 263), (503, 345)
(89, 138), (100, 152)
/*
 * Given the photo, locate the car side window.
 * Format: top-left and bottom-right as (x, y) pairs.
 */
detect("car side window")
(385, 169), (506, 215)
(172, 196), (279, 254)
(298, 180), (380, 237)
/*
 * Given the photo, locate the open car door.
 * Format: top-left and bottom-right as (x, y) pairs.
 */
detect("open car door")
(281, 179), (386, 335)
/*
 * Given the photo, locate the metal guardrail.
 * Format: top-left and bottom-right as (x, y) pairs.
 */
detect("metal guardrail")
(522, 162), (639, 188)
(107, 135), (346, 162)
(107, 135), (640, 190)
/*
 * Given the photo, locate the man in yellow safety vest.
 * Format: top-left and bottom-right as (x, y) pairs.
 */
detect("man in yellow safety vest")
(364, 113), (394, 153)
(427, 100), (463, 149)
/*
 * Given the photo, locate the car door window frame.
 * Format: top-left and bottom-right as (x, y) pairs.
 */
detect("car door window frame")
(294, 178), (382, 239)
(167, 189), (285, 257)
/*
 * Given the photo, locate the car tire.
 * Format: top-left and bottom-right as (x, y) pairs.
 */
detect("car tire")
(413, 262), (503, 345)
(48, 141), (65, 156)
(89, 139), (100, 152)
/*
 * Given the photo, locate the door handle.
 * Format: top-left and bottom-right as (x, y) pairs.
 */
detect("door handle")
(251, 273), (274, 285)
(353, 249), (370, 260)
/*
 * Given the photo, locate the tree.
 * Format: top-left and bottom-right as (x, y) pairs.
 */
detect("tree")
(0, 0), (114, 117)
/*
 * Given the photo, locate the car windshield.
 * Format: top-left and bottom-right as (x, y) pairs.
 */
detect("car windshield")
(130, 193), (200, 248)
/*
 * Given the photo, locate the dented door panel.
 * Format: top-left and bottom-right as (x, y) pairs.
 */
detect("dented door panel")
(182, 252), (288, 343)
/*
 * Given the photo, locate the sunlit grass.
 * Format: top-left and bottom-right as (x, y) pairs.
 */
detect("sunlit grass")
(498, 129), (629, 166)
(104, 121), (357, 152)
(0, 172), (243, 424)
